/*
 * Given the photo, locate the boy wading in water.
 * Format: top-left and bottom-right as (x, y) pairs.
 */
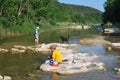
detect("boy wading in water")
(34, 27), (39, 45)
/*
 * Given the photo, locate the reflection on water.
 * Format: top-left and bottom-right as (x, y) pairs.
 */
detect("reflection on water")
(0, 53), (48, 80)
(0, 29), (120, 80)
(51, 73), (58, 80)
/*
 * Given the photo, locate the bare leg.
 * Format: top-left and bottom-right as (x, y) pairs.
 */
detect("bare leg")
(37, 36), (39, 45)
(35, 38), (37, 45)
(35, 36), (39, 45)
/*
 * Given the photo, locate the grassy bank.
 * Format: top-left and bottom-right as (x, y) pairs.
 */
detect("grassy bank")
(0, 22), (76, 39)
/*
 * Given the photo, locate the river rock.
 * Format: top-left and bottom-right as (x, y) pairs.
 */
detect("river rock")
(11, 48), (25, 54)
(0, 75), (3, 79)
(34, 43), (77, 54)
(110, 43), (120, 50)
(0, 75), (11, 80)
(40, 50), (105, 75)
(14, 45), (27, 50)
(0, 43), (77, 54)
(34, 43), (50, 53)
(114, 68), (120, 75)
(106, 46), (112, 51)
(3, 75), (11, 80)
(105, 43), (120, 51)
(0, 48), (9, 53)
(80, 38), (110, 45)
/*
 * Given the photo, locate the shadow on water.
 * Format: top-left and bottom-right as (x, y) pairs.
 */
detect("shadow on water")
(0, 28), (120, 80)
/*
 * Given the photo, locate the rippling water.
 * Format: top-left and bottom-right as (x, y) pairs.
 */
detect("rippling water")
(0, 29), (120, 80)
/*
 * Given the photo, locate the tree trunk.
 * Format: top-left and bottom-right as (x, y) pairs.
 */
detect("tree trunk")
(18, 4), (23, 16)
(0, 5), (3, 15)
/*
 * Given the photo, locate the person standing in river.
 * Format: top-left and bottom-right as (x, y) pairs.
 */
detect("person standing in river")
(34, 27), (39, 45)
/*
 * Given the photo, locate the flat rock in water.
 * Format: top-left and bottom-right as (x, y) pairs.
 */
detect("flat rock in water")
(40, 52), (105, 75)
(80, 38), (110, 45)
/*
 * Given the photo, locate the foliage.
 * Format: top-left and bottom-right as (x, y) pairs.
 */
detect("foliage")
(0, 0), (102, 34)
(103, 0), (120, 25)
(106, 21), (112, 28)
(59, 4), (102, 24)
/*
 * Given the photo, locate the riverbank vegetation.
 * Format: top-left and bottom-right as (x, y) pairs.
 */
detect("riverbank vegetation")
(103, 0), (120, 27)
(0, 0), (102, 39)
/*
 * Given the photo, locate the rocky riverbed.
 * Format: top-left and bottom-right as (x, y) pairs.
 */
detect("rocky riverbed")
(39, 43), (105, 75)
(0, 37), (120, 79)
(0, 43), (77, 54)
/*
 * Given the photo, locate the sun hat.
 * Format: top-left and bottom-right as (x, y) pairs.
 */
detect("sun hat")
(36, 27), (39, 29)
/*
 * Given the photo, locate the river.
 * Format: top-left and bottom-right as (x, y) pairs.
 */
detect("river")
(0, 28), (120, 80)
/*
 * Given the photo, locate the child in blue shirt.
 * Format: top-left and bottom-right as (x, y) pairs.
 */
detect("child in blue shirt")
(34, 27), (39, 45)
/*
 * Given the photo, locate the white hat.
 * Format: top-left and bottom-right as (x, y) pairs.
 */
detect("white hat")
(36, 27), (39, 29)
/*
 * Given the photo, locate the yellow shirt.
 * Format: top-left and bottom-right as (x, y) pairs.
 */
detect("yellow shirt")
(52, 50), (62, 62)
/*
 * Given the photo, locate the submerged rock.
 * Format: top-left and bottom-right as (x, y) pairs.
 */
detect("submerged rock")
(0, 43), (77, 54)
(11, 48), (25, 54)
(0, 48), (9, 53)
(114, 68), (120, 75)
(80, 38), (110, 45)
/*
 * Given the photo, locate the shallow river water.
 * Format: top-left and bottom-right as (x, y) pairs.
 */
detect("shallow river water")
(0, 29), (120, 80)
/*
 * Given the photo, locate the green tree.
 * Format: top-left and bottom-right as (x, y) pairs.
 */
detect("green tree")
(103, 0), (120, 24)
(0, 0), (102, 34)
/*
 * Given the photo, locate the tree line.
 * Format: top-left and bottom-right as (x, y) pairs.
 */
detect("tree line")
(103, 0), (120, 27)
(0, 0), (102, 38)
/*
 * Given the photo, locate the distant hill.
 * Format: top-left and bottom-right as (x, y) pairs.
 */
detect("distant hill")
(58, 3), (102, 24)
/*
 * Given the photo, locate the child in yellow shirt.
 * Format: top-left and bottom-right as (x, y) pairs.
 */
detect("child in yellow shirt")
(49, 45), (62, 66)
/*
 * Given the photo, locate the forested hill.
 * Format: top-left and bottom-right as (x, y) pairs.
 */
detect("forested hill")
(0, 0), (102, 35)
(59, 3), (102, 24)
